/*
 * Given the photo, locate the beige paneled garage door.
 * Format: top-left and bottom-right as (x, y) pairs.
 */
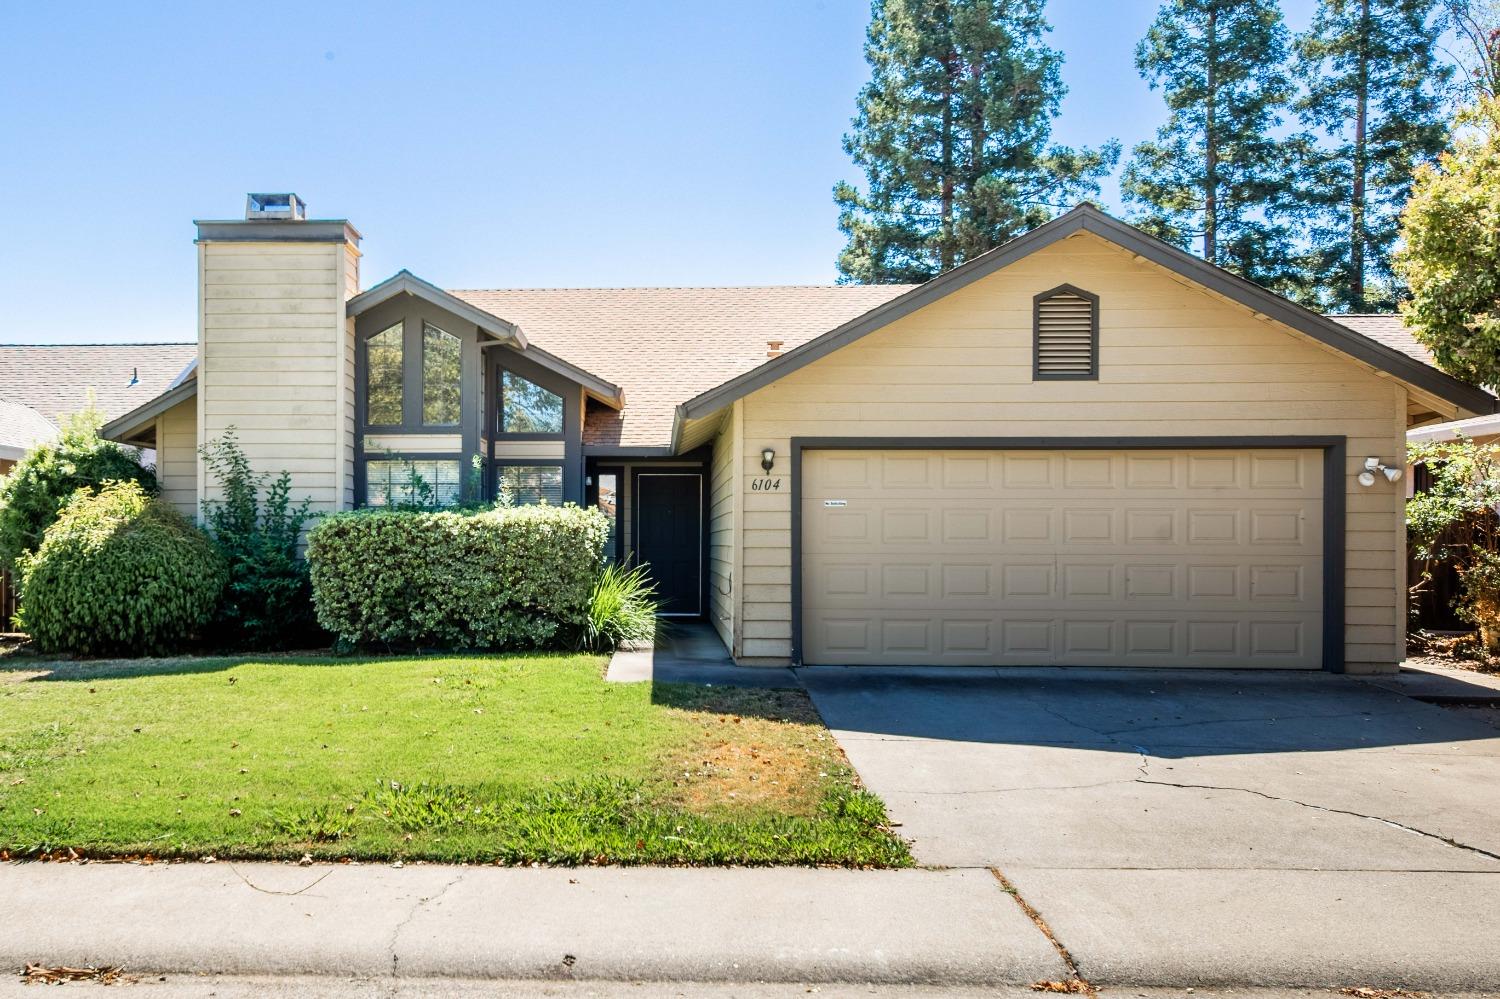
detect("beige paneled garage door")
(801, 449), (1324, 668)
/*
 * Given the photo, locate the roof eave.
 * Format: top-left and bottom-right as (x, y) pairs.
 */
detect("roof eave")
(347, 270), (529, 349)
(101, 379), (198, 443)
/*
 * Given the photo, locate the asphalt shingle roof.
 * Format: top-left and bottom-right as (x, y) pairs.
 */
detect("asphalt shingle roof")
(0, 343), (197, 427)
(1328, 314), (1434, 366)
(451, 286), (914, 448)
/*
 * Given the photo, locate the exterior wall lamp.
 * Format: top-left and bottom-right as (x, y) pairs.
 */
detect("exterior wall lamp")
(761, 448), (776, 473)
(1358, 456), (1402, 487)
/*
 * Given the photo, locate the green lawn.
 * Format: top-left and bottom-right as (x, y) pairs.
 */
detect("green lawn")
(0, 652), (908, 866)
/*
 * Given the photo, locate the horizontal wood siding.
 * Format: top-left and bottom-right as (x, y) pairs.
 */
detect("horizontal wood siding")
(157, 396), (198, 518)
(733, 232), (1407, 669)
(200, 241), (348, 513)
(708, 406), (737, 651)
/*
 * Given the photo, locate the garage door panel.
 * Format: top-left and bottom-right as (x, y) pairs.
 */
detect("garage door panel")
(802, 448), (1323, 668)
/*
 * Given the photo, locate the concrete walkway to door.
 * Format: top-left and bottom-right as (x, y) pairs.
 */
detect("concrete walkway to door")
(802, 665), (1500, 987)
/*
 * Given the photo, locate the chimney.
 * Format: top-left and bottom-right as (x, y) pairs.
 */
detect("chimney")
(766, 339), (785, 359)
(195, 194), (362, 514)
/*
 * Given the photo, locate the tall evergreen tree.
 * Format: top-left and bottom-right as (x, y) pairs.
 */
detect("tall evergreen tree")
(1122, 0), (1307, 296)
(1295, 0), (1452, 311)
(834, 0), (1118, 283)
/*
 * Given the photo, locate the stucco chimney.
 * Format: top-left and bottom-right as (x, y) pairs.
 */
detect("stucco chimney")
(194, 195), (362, 514)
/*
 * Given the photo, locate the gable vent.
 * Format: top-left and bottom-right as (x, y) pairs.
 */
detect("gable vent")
(1033, 285), (1099, 380)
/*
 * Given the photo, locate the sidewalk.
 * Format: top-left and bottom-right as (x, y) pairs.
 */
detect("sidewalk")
(0, 863), (1060, 986)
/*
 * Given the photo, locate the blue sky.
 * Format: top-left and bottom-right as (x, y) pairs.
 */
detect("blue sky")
(2, 0), (1324, 344)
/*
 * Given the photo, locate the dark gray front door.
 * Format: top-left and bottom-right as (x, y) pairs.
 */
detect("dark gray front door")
(635, 472), (702, 617)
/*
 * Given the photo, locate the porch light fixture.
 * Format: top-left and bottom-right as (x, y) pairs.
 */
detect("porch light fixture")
(761, 448), (776, 473)
(1358, 457), (1402, 487)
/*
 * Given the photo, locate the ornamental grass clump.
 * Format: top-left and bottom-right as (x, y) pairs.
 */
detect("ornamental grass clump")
(307, 505), (608, 650)
(16, 481), (226, 656)
(578, 561), (660, 651)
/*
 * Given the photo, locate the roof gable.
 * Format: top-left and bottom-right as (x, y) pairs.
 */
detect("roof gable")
(675, 205), (1496, 430)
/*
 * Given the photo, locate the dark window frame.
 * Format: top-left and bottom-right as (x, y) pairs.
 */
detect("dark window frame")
(1032, 283), (1100, 382)
(587, 464), (626, 564)
(360, 451), (467, 509)
(363, 320), (406, 430)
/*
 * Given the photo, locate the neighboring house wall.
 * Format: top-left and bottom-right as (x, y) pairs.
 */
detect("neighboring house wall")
(708, 402), (741, 653)
(156, 396), (198, 518)
(197, 231), (360, 514)
(728, 232), (1409, 670)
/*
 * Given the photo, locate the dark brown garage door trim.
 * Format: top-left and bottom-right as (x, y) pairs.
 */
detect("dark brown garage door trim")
(789, 436), (1348, 673)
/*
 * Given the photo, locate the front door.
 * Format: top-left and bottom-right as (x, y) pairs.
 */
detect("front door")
(635, 472), (703, 617)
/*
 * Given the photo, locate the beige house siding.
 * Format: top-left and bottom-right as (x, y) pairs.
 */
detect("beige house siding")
(708, 404), (740, 653)
(156, 395), (198, 518)
(729, 232), (1408, 670)
(198, 240), (356, 513)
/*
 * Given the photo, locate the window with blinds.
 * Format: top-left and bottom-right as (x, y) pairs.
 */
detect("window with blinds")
(1033, 285), (1099, 380)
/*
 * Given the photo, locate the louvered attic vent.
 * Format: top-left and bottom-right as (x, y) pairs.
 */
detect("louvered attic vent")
(1033, 285), (1099, 380)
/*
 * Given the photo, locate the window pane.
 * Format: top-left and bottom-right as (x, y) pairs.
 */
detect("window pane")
(422, 323), (461, 425)
(501, 371), (563, 434)
(499, 464), (563, 506)
(595, 472), (618, 561)
(366, 324), (403, 425)
(365, 459), (461, 507)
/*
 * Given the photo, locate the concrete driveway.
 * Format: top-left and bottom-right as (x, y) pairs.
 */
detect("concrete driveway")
(802, 666), (1500, 986)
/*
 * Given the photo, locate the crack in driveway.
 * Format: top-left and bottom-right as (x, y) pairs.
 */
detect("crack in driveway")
(389, 872), (465, 975)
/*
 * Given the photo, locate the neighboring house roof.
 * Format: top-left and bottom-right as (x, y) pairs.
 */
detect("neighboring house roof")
(1329, 314), (1435, 366)
(0, 343), (198, 428)
(675, 206), (1496, 443)
(0, 400), (63, 462)
(1407, 413), (1500, 444)
(450, 285), (912, 449)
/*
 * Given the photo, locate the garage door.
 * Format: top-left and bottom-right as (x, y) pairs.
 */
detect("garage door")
(801, 449), (1324, 668)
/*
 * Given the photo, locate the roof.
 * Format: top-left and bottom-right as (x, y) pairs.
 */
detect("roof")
(0, 343), (198, 429)
(1329, 314), (1435, 366)
(0, 400), (62, 462)
(674, 206), (1496, 438)
(451, 285), (912, 448)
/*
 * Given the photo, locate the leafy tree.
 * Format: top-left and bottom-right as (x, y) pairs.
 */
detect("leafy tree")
(0, 404), (156, 571)
(1441, 0), (1500, 100)
(834, 0), (1119, 282)
(200, 429), (320, 649)
(1394, 96), (1500, 386)
(1294, 0), (1453, 311)
(1122, 0), (1308, 295)
(1408, 435), (1500, 651)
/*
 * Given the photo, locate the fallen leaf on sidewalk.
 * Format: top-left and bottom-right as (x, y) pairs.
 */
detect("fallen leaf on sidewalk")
(22, 963), (132, 985)
(1339, 989), (1429, 999)
(1031, 979), (1092, 994)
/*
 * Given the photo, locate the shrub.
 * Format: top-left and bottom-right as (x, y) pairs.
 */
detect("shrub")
(200, 429), (319, 649)
(16, 481), (226, 656)
(1408, 435), (1500, 651)
(307, 505), (609, 650)
(578, 561), (660, 651)
(0, 405), (156, 571)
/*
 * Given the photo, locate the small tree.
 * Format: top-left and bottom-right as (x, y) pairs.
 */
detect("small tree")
(0, 404), (156, 571)
(1407, 435), (1500, 651)
(200, 429), (318, 649)
(1396, 97), (1500, 388)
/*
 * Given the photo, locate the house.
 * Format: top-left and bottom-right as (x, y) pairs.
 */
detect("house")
(0, 344), (196, 472)
(97, 194), (1495, 673)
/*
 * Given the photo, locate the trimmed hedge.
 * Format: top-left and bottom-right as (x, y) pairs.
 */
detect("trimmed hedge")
(17, 481), (227, 656)
(307, 505), (609, 649)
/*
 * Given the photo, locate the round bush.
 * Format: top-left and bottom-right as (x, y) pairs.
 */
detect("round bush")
(17, 481), (227, 656)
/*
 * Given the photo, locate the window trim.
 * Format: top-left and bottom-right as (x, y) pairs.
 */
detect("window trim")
(492, 459), (567, 507)
(495, 366), (566, 440)
(363, 320), (406, 430)
(420, 321), (462, 427)
(1032, 283), (1100, 382)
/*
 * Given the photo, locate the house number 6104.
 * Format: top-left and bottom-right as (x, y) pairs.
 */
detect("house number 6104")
(750, 478), (783, 491)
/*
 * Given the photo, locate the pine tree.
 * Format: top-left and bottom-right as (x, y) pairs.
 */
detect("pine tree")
(1295, 0), (1452, 311)
(1122, 0), (1308, 296)
(834, 0), (1119, 283)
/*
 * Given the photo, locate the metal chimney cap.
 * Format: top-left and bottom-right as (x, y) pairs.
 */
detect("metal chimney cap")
(245, 193), (306, 221)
